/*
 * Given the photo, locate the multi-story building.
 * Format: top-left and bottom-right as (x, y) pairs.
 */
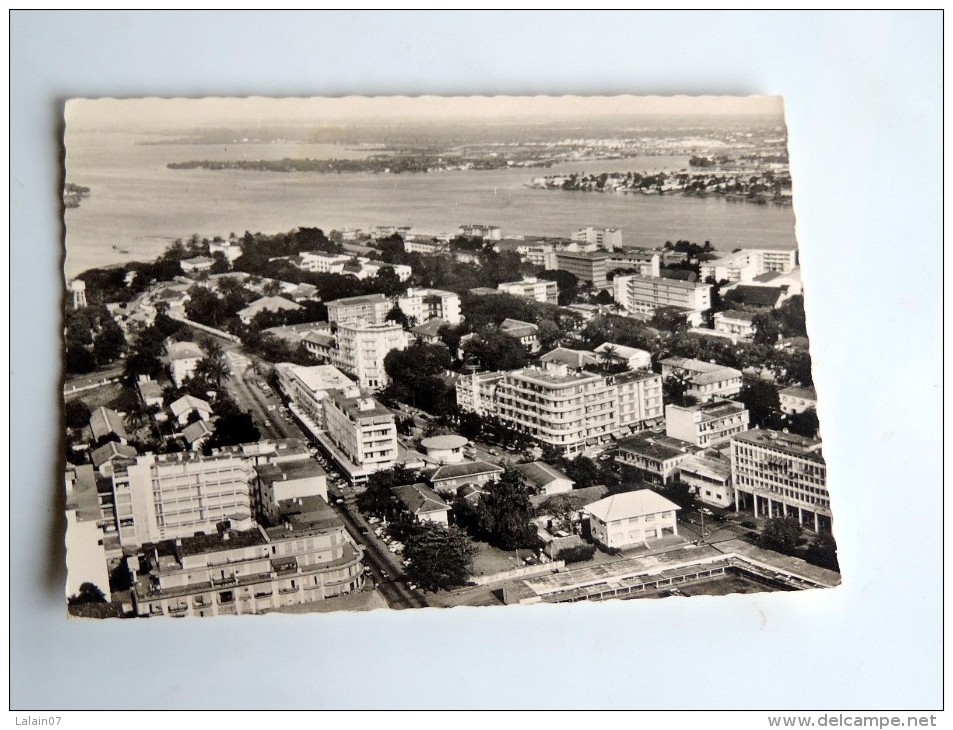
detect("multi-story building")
(584, 490), (680, 550)
(500, 318), (541, 353)
(613, 370), (664, 431)
(455, 371), (505, 417)
(459, 224), (502, 240)
(677, 452), (734, 509)
(319, 390), (398, 484)
(605, 249), (661, 278)
(344, 258), (412, 282)
(325, 293), (392, 327)
(294, 250), (351, 274)
(333, 321), (409, 390)
(255, 460), (329, 521)
(111, 452), (256, 549)
(660, 357), (743, 402)
(556, 249), (610, 289)
(755, 249), (798, 274)
(493, 364), (618, 455)
(497, 277), (559, 304)
(713, 310), (758, 341)
(665, 399), (750, 448)
(730, 429), (830, 532)
(65, 465), (112, 600)
(128, 497), (365, 618)
(613, 275), (712, 326)
(699, 250), (761, 283)
(779, 385), (818, 415)
(518, 243), (557, 270)
(404, 238), (449, 255)
(572, 226), (622, 249)
(397, 288), (462, 325)
(614, 433), (694, 484)
(275, 363), (357, 426)
(165, 340), (204, 388)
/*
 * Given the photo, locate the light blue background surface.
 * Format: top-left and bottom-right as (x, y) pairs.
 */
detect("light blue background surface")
(10, 11), (942, 709)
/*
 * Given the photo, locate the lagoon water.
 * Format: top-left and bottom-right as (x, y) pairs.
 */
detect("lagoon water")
(64, 131), (798, 279)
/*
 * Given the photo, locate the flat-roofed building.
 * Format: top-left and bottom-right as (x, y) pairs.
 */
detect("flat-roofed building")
(497, 277), (559, 304)
(255, 460), (328, 519)
(397, 287), (462, 325)
(128, 497), (365, 618)
(699, 250), (760, 284)
(319, 391), (398, 484)
(614, 433), (694, 484)
(112, 452), (255, 548)
(606, 249), (661, 278)
(275, 363), (357, 427)
(326, 293), (391, 327)
(665, 399), (749, 448)
(584, 490), (680, 550)
(730, 429), (830, 532)
(334, 321), (409, 390)
(660, 357), (743, 402)
(573, 226), (622, 248)
(556, 249), (610, 288)
(65, 465), (111, 600)
(613, 274), (711, 326)
(293, 250), (351, 274)
(404, 238), (449, 255)
(518, 243), (557, 270)
(455, 371), (505, 417)
(612, 370), (664, 432)
(494, 364), (617, 456)
(678, 452), (734, 508)
(459, 224), (502, 240)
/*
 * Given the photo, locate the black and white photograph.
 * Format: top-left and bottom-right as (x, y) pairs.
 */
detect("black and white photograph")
(62, 95), (838, 619)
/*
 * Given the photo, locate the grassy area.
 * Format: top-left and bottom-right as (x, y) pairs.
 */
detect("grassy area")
(470, 541), (526, 577)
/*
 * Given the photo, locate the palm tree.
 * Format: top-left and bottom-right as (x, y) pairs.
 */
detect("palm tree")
(196, 338), (228, 387)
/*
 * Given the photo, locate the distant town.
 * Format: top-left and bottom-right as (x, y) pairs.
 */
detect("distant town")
(63, 221), (835, 618)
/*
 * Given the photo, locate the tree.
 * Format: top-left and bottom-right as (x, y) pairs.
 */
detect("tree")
(403, 523), (475, 593)
(92, 316), (127, 365)
(737, 375), (782, 429)
(760, 516), (805, 554)
(662, 371), (698, 408)
(477, 470), (541, 551)
(356, 465), (416, 519)
(64, 399), (92, 430)
(776, 295), (807, 338)
(385, 304), (409, 328)
(804, 530), (839, 571)
(786, 408), (820, 438)
(67, 582), (107, 605)
(462, 328), (528, 372)
(536, 318), (561, 351)
(193, 337), (229, 387)
(649, 306), (689, 334)
(752, 312), (781, 346)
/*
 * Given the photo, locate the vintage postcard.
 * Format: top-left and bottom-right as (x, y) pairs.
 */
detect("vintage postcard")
(62, 95), (837, 619)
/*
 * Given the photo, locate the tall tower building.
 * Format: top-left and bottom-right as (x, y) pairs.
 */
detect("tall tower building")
(70, 279), (87, 309)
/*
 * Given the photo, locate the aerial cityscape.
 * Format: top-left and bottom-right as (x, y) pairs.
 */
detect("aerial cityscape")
(62, 96), (837, 619)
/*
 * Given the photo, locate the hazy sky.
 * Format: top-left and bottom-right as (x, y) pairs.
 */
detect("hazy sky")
(66, 95), (784, 131)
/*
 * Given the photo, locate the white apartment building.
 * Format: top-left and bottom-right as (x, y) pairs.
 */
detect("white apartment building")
(319, 391), (398, 484)
(459, 224), (502, 240)
(346, 258), (412, 282)
(605, 250), (661, 278)
(594, 342), (653, 371)
(326, 293), (392, 327)
(455, 371), (505, 417)
(112, 452), (256, 549)
(730, 429), (830, 532)
(665, 399), (750, 448)
(613, 274), (712, 327)
(295, 250), (352, 274)
(404, 238), (449, 255)
(779, 385), (818, 414)
(129, 497), (365, 618)
(275, 363), (357, 427)
(677, 453), (734, 508)
(584, 490), (679, 550)
(573, 226), (622, 248)
(613, 370), (664, 431)
(497, 277), (559, 304)
(397, 287), (462, 325)
(660, 357), (743, 402)
(493, 364), (618, 456)
(699, 249), (798, 282)
(518, 243), (557, 270)
(333, 321), (409, 390)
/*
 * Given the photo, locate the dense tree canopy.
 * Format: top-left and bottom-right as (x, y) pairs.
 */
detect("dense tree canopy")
(403, 523), (475, 593)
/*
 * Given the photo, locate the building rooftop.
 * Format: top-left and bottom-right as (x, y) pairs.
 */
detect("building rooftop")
(540, 347), (600, 369)
(392, 483), (449, 516)
(678, 453), (732, 482)
(670, 399), (747, 422)
(182, 419), (215, 445)
(779, 385), (817, 400)
(89, 406), (128, 441)
(327, 390), (394, 421)
(255, 459), (327, 486)
(412, 318), (448, 338)
(731, 428), (824, 461)
(165, 340), (204, 361)
(717, 309), (759, 322)
(266, 495), (344, 538)
(594, 342), (651, 360)
(327, 293), (389, 307)
(500, 318), (539, 338)
(427, 460), (504, 482)
(238, 296), (304, 319)
(285, 364), (355, 394)
(170, 394), (212, 418)
(611, 369), (661, 385)
(137, 377), (164, 400)
(420, 434), (468, 451)
(660, 357), (743, 384)
(616, 434), (693, 461)
(510, 365), (602, 387)
(147, 527), (267, 561)
(66, 464), (102, 521)
(585, 489), (681, 522)
(728, 285), (784, 308)
(620, 274), (707, 291)
(514, 461), (573, 489)
(90, 441), (138, 468)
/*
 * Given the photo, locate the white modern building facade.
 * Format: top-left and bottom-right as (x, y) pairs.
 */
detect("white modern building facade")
(613, 274), (712, 326)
